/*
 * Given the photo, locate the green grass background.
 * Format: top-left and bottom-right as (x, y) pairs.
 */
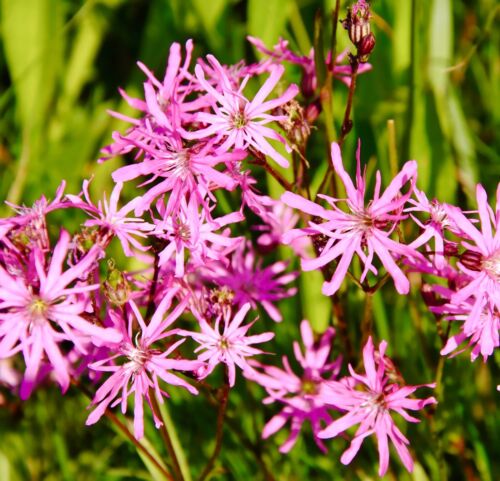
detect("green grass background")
(0, 1), (498, 480)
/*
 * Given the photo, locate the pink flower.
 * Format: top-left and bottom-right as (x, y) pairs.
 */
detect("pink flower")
(318, 337), (436, 476)
(101, 40), (195, 156)
(406, 188), (455, 269)
(435, 295), (499, 362)
(253, 199), (312, 258)
(282, 142), (421, 296)
(152, 195), (243, 277)
(248, 320), (341, 452)
(86, 288), (200, 439)
(1, 181), (68, 250)
(246, 36), (372, 90)
(0, 230), (121, 399)
(179, 303), (274, 386)
(66, 180), (154, 256)
(111, 133), (243, 216)
(184, 55), (299, 168)
(443, 184), (500, 336)
(200, 241), (298, 322)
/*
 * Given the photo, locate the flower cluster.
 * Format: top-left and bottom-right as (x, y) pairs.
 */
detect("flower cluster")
(0, 8), (497, 478)
(410, 184), (500, 363)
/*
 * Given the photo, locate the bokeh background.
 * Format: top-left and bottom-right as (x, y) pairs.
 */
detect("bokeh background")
(0, 1), (498, 480)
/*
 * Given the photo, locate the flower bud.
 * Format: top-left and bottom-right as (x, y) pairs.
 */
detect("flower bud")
(443, 241), (459, 258)
(460, 249), (483, 272)
(357, 32), (376, 63)
(421, 283), (445, 307)
(300, 68), (317, 98)
(341, 1), (375, 61)
(275, 100), (311, 148)
(103, 259), (131, 306)
(305, 100), (322, 124)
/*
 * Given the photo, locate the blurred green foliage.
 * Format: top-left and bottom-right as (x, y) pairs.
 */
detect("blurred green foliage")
(0, 1), (498, 480)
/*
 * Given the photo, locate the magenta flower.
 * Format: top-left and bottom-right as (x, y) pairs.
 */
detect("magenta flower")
(152, 195), (243, 277)
(406, 188), (455, 269)
(86, 288), (200, 439)
(66, 180), (154, 256)
(282, 142), (421, 295)
(431, 290), (500, 362)
(184, 55), (299, 168)
(1, 181), (68, 249)
(248, 320), (341, 453)
(0, 230), (121, 399)
(110, 133), (244, 216)
(201, 241), (298, 322)
(318, 337), (436, 476)
(443, 184), (500, 336)
(246, 36), (372, 90)
(253, 199), (312, 258)
(179, 303), (274, 386)
(101, 40), (195, 156)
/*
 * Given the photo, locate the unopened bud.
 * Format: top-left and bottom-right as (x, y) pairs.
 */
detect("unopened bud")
(305, 100), (322, 124)
(357, 32), (376, 62)
(275, 100), (311, 148)
(341, 1), (375, 61)
(460, 249), (483, 272)
(443, 241), (459, 258)
(300, 69), (317, 98)
(103, 259), (131, 306)
(421, 283), (444, 307)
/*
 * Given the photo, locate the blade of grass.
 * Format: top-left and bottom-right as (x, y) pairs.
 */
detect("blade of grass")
(155, 397), (193, 481)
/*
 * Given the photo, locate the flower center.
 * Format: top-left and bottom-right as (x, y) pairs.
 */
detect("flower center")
(482, 250), (500, 280)
(175, 221), (191, 242)
(28, 297), (48, 322)
(301, 378), (318, 395)
(361, 391), (387, 414)
(219, 336), (230, 350)
(166, 151), (191, 179)
(232, 111), (248, 129)
(128, 347), (151, 373)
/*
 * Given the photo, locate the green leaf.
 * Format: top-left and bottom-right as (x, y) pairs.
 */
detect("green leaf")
(428, 0), (452, 97)
(156, 399), (193, 481)
(300, 269), (331, 332)
(247, 0), (291, 49)
(0, 0), (63, 129)
(313, 10), (327, 89)
(447, 88), (478, 199)
(60, 5), (110, 111)
(0, 0), (64, 203)
(191, 0), (227, 36)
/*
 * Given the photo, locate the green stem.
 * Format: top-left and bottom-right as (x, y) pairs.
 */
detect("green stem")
(72, 379), (173, 481)
(194, 378), (276, 481)
(145, 252), (160, 320)
(150, 393), (185, 481)
(198, 377), (230, 481)
(330, 0), (341, 61)
(360, 291), (373, 349)
(387, 119), (399, 177)
(338, 57), (359, 149)
(105, 410), (173, 481)
(429, 322), (451, 481)
(331, 292), (354, 364)
(252, 158), (293, 191)
(6, 128), (31, 206)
